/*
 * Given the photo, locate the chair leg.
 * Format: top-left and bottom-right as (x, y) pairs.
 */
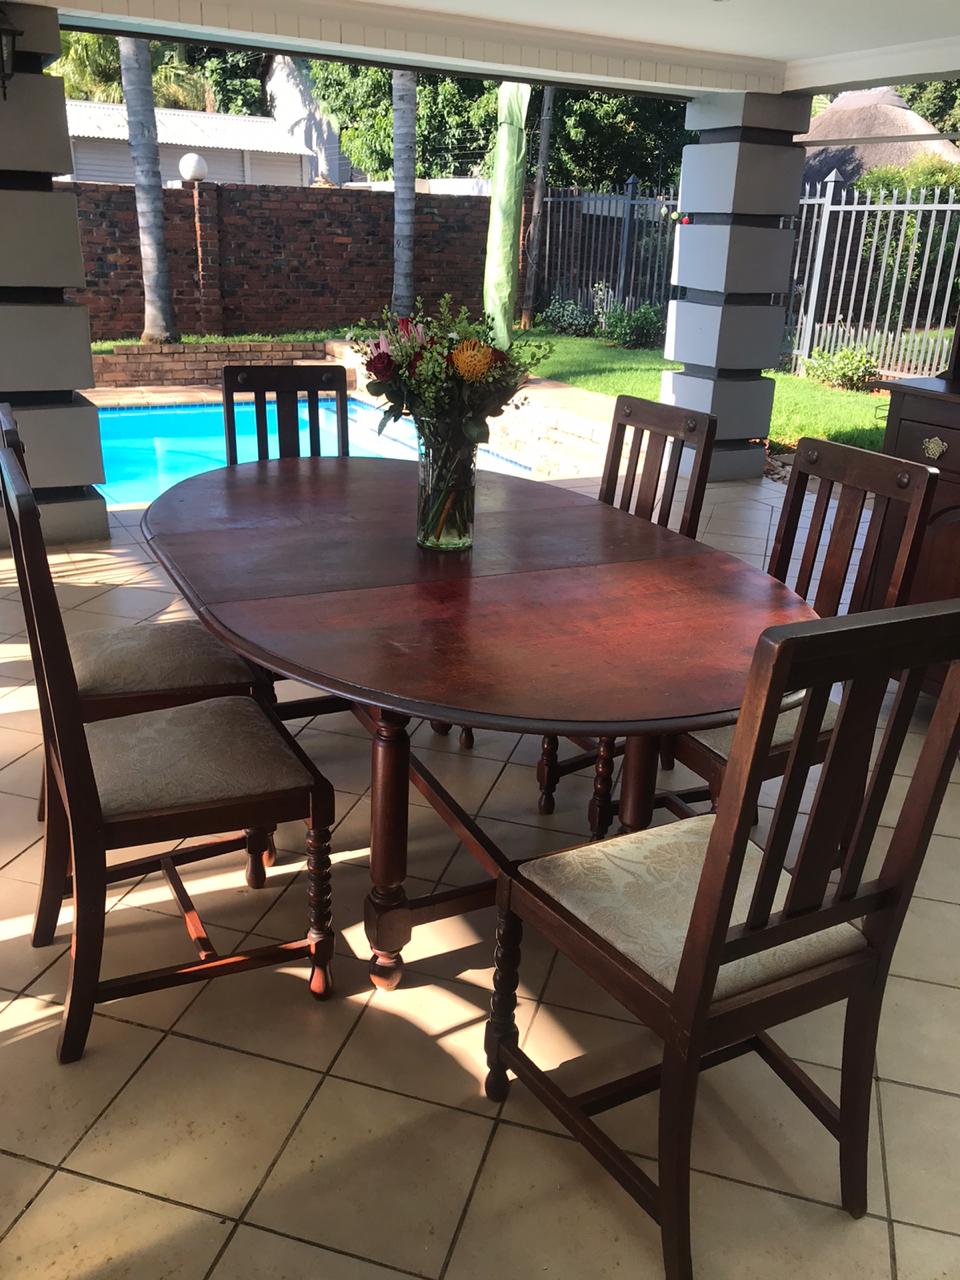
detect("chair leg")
(458, 726), (475, 750)
(430, 720), (452, 736)
(244, 828), (271, 889)
(588, 736), (616, 839)
(537, 734), (560, 815)
(839, 986), (883, 1218)
(660, 738), (676, 771)
(57, 858), (106, 1064)
(658, 1046), (700, 1280)
(32, 773), (70, 948)
(484, 906), (523, 1103)
(306, 819), (334, 999)
(36, 760), (46, 823)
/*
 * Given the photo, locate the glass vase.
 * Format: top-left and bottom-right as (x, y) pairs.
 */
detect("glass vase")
(416, 438), (477, 551)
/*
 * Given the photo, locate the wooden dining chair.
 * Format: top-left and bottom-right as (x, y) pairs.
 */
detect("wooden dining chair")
(1, 405), (283, 885)
(534, 396), (717, 823)
(222, 363), (350, 464)
(667, 437), (937, 814)
(483, 598), (960, 1280)
(1, 444), (336, 1063)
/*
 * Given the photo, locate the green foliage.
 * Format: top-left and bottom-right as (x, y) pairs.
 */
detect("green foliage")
(856, 154), (960, 196)
(896, 80), (960, 135)
(308, 63), (498, 179)
(192, 48), (267, 115)
(598, 301), (665, 349)
(536, 294), (597, 337)
(547, 91), (687, 190)
(804, 345), (879, 392)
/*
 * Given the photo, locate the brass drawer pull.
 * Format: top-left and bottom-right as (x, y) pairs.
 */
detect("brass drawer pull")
(922, 436), (949, 461)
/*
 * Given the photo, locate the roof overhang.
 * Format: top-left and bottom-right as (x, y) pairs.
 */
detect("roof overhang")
(46, 0), (960, 98)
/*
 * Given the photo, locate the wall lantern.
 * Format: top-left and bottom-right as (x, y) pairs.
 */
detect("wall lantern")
(0, 6), (22, 101)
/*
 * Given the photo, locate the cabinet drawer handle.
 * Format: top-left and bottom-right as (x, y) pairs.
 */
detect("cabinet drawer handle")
(922, 436), (949, 461)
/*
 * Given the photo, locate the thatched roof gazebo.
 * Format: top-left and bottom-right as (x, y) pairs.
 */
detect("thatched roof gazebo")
(800, 86), (960, 183)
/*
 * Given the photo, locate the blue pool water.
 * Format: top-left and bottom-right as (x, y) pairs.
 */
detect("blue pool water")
(97, 398), (530, 507)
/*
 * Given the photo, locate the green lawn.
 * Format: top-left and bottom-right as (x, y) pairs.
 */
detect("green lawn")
(532, 335), (889, 452)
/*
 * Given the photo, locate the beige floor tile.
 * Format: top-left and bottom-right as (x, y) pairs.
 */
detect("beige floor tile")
(891, 898), (960, 987)
(75, 584), (178, 622)
(768, 1000), (848, 1070)
(0, 744), (43, 800)
(877, 976), (960, 1093)
(447, 1124), (892, 1280)
(250, 1076), (492, 1277)
(175, 950), (371, 1070)
(57, 609), (140, 640)
(6, 582), (112, 610)
(0, 635), (34, 683)
(0, 683), (41, 734)
(700, 530), (769, 556)
(882, 1081), (960, 1233)
(540, 948), (641, 1022)
(0, 725), (40, 773)
(64, 545), (156, 588)
(0, 996), (160, 1162)
(297, 727), (375, 795)
(331, 796), (462, 883)
(68, 1035), (316, 1217)
(882, 775), (960, 839)
(401, 899), (555, 999)
(442, 817), (577, 887)
(0, 874), (70, 991)
(894, 1223), (960, 1279)
(480, 762), (595, 836)
(412, 720), (521, 761)
(0, 1170), (229, 1279)
(212, 1225), (404, 1280)
(0, 599), (25, 635)
(408, 745), (506, 815)
(32, 907), (247, 1028)
(0, 792), (42, 868)
(869, 828), (960, 906)
(507, 732), (597, 769)
(0, 1151), (48, 1235)
(335, 975), (535, 1113)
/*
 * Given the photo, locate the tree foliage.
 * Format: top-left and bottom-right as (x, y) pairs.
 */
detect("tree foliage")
(856, 154), (960, 196)
(308, 62), (687, 188)
(896, 80), (960, 134)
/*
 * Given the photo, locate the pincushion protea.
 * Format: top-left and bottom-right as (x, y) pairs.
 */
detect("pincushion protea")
(450, 338), (494, 382)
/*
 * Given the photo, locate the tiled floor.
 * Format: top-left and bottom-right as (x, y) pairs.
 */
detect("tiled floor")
(0, 478), (958, 1280)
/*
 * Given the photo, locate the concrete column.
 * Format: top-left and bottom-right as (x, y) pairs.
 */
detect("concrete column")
(191, 182), (224, 335)
(661, 91), (811, 480)
(0, 3), (107, 544)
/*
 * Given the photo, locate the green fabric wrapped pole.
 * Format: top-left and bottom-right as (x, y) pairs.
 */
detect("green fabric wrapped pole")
(483, 81), (531, 349)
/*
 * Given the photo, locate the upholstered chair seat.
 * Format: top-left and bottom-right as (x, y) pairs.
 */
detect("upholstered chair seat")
(521, 813), (865, 1001)
(689, 698), (840, 760)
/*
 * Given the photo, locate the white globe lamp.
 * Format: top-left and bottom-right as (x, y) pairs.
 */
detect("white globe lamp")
(178, 152), (209, 182)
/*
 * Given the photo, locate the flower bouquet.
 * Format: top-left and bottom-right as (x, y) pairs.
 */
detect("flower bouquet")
(355, 298), (550, 550)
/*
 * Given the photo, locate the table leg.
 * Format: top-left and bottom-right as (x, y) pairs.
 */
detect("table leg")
(618, 733), (661, 833)
(364, 709), (412, 990)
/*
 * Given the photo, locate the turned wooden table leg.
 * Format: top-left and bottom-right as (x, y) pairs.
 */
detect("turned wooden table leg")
(618, 733), (661, 833)
(588, 736), (617, 839)
(365, 708), (412, 990)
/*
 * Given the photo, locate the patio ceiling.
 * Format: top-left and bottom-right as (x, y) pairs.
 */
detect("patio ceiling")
(51, 0), (960, 97)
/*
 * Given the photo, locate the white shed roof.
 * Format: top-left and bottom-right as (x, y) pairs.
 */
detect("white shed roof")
(65, 99), (309, 156)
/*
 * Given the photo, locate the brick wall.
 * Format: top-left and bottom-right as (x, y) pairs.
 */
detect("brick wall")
(66, 181), (491, 341)
(92, 340), (330, 387)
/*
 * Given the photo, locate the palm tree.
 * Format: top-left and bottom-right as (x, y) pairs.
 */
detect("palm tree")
(51, 33), (207, 110)
(117, 37), (179, 342)
(391, 69), (417, 315)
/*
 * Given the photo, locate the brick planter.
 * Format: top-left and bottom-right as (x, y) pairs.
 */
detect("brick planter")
(91, 340), (330, 388)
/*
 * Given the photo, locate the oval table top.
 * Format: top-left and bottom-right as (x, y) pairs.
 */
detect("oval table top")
(143, 457), (815, 736)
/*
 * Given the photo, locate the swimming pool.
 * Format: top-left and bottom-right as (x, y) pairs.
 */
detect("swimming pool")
(96, 398), (530, 507)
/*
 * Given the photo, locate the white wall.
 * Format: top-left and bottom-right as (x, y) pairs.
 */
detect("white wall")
(64, 139), (306, 186)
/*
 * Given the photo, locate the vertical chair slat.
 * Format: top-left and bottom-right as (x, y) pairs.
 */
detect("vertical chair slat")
(275, 388), (301, 458)
(784, 673), (891, 917)
(847, 497), (888, 613)
(767, 468), (810, 584)
(813, 484), (866, 615)
(746, 684), (832, 928)
(335, 385), (350, 456)
(254, 391), (270, 461)
(307, 390), (322, 457)
(635, 431), (668, 520)
(657, 438), (684, 529)
(620, 428), (643, 511)
(794, 477), (833, 601)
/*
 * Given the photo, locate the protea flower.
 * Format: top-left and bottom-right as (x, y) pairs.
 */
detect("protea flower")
(450, 338), (494, 381)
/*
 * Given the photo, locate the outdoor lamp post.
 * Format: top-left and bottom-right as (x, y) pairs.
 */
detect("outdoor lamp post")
(0, 6), (22, 100)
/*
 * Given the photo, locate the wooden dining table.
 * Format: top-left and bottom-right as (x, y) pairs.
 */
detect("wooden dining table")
(143, 456), (816, 990)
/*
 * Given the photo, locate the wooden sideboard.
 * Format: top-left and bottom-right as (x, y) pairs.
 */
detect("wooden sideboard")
(878, 326), (960, 689)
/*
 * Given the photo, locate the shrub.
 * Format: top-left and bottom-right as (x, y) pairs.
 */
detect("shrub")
(602, 301), (666, 349)
(536, 294), (596, 337)
(804, 344), (879, 391)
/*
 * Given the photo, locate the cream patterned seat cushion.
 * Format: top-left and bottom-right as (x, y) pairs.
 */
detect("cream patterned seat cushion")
(86, 697), (314, 821)
(690, 698), (840, 760)
(69, 619), (254, 699)
(520, 814), (866, 1002)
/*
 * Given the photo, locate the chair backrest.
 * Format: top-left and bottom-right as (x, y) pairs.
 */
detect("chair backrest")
(672, 599), (960, 1023)
(0, 403), (26, 473)
(597, 396), (716, 540)
(767, 437), (937, 617)
(0, 446), (101, 838)
(222, 364), (350, 464)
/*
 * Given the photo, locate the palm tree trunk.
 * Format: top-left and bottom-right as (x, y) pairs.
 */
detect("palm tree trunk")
(391, 69), (417, 316)
(118, 37), (179, 342)
(521, 85), (556, 329)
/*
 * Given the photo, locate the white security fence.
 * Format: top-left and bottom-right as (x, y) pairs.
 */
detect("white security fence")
(537, 177), (959, 377)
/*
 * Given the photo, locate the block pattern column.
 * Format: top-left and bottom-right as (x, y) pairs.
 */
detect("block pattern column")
(661, 92), (811, 480)
(192, 182), (224, 336)
(0, 3), (107, 544)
